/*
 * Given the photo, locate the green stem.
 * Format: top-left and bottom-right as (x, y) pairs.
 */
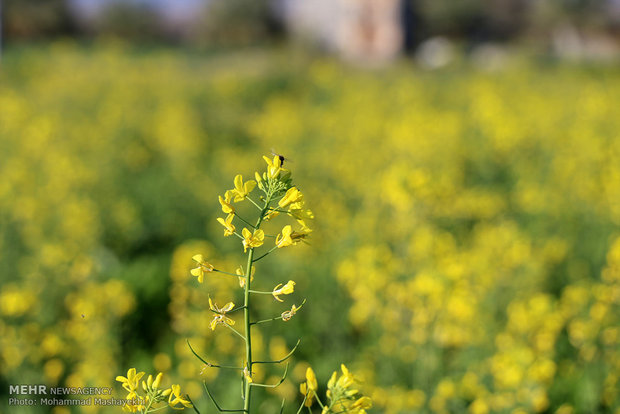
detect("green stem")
(225, 324), (247, 341)
(243, 196), (270, 413)
(252, 246), (278, 263)
(248, 289), (272, 295)
(214, 269), (242, 278)
(250, 315), (283, 326)
(243, 248), (255, 412)
(245, 196), (263, 210)
(234, 213), (256, 229)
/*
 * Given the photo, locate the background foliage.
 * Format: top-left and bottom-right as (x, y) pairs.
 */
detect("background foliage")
(1, 43), (620, 413)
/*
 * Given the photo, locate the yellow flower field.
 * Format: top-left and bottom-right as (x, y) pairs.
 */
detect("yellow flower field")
(1, 42), (620, 413)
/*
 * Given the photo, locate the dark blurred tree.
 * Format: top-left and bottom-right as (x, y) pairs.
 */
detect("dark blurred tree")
(92, 1), (164, 41)
(4, 0), (76, 39)
(413, 0), (529, 41)
(189, 0), (284, 47)
(408, 0), (618, 44)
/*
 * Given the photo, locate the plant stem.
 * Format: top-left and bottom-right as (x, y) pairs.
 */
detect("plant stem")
(243, 196), (270, 413)
(243, 246), (255, 413)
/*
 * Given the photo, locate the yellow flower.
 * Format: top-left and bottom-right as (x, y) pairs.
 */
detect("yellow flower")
(242, 228), (264, 252)
(292, 227), (312, 244)
(337, 364), (355, 389)
(254, 171), (264, 190)
(351, 396), (372, 410)
(263, 155), (283, 179)
(116, 368), (144, 397)
(230, 174), (256, 202)
(152, 372), (163, 390)
(208, 297), (235, 331)
(281, 302), (303, 321)
(306, 367), (318, 391)
(190, 254), (214, 283)
(216, 214), (235, 237)
(300, 382), (315, 407)
(278, 187), (303, 209)
(236, 265), (255, 288)
(327, 371), (337, 390)
(263, 209), (279, 221)
(123, 396), (146, 413)
(272, 280), (295, 302)
(276, 225), (293, 248)
(218, 191), (235, 214)
(168, 384), (192, 409)
(289, 203), (314, 224)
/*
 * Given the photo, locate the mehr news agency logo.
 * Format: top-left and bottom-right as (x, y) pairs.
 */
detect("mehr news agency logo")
(8, 384), (142, 407)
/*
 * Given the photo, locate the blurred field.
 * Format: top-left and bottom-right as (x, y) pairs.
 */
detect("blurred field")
(1, 43), (620, 413)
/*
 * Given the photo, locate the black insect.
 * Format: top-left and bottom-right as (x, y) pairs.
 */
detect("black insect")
(271, 149), (292, 166)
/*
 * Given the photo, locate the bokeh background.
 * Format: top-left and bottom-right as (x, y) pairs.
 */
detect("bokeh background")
(2, 1), (620, 413)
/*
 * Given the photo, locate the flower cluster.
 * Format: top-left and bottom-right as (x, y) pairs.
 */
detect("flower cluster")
(300, 365), (372, 414)
(116, 368), (191, 413)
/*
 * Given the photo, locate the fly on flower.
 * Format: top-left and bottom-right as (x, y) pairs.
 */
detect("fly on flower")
(270, 149), (292, 166)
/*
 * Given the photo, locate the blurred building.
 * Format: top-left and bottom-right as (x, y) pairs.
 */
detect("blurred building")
(282, 0), (403, 64)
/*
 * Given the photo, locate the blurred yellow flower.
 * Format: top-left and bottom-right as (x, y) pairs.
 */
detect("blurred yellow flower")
(272, 280), (295, 302)
(216, 214), (235, 237)
(276, 225), (293, 248)
(306, 367), (318, 391)
(300, 382), (315, 407)
(218, 192), (235, 214)
(351, 396), (372, 410)
(190, 254), (214, 283)
(278, 187), (303, 209)
(242, 228), (264, 252)
(236, 265), (255, 288)
(168, 384), (192, 409)
(263, 209), (280, 221)
(208, 297), (235, 331)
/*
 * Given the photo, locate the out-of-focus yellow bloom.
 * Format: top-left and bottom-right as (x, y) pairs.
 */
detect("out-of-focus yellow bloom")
(289, 203), (314, 221)
(190, 254), (214, 283)
(281, 303), (303, 321)
(351, 396), (373, 410)
(291, 227), (311, 244)
(300, 382), (315, 407)
(340, 366), (357, 392)
(208, 297), (235, 331)
(306, 367), (318, 391)
(168, 384), (192, 409)
(236, 265), (255, 288)
(116, 368), (145, 398)
(278, 187), (303, 208)
(216, 214), (235, 237)
(272, 280), (295, 302)
(152, 372), (163, 390)
(276, 225), (293, 248)
(123, 396), (146, 413)
(218, 192), (235, 214)
(263, 209), (279, 221)
(242, 228), (264, 252)
(254, 171), (264, 189)
(327, 371), (338, 391)
(230, 174), (256, 202)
